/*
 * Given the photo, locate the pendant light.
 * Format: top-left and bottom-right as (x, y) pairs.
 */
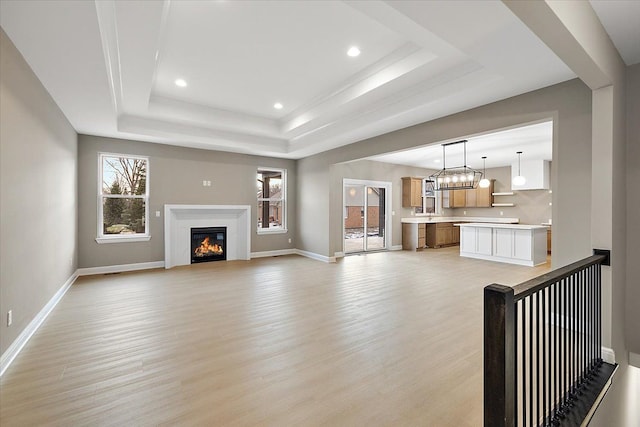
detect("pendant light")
(478, 156), (490, 188)
(429, 140), (482, 190)
(512, 151), (526, 186)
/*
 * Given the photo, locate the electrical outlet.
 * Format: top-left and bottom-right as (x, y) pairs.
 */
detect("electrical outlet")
(500, 211), (504, 216)
(288, 238), (292, 244)
(7, 310), (12, 327)
(463, 210), (467, 215)
(156, 210), (161, 217)
(202, 180), (207, 186)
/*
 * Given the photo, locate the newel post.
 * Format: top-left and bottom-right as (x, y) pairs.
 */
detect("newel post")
(484, 284), (515, 426)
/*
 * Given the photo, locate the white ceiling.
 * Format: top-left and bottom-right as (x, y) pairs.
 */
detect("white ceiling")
(368, 120), (552, 170)
(0, 1), (636, 159)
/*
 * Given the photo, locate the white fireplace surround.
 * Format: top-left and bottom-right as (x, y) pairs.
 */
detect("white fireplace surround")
(164, 205), (251, 269)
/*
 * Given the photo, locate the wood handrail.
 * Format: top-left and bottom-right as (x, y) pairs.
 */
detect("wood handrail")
(512, 254), (606, 301)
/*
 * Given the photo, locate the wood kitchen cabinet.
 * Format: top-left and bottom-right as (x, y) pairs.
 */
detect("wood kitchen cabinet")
(402, 177), (423, 208)
(442, 190), (467, 208)
(453, 224), (461, 244)
(402, 223), (426, 250)
(444, 180), (494, 208)
(426, 222), (458, 248)
(475, 179), (495, 207)
(465, 188), (477, 207)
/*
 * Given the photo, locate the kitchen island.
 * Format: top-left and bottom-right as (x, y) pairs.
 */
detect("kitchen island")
(400, 216), (519, 250)
(457, 223), (548, 266)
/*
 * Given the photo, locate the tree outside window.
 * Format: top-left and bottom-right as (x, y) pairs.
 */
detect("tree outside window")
(257, 168), (286, 233)
(99, 154), (149, 238)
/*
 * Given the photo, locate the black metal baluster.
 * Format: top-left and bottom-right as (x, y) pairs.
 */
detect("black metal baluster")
(522, 298), (527, 426)
(543, 287), (547, 426)
(578, 269), (583, 388)
(588, 266), (591, 373)
(597, 265), (601, 363)
(581, 268), (585, 383)
(515, 299), (519, 426)
(592, 265), (596, 369)
(572, 273), (577, 399)
(554, 280), (562, 417)
(597, 263), (601, 360)
(560, 278), (569, 413)
(552, 282), (556, 423)
(570, 274), (574, 402)
(587, 266), (591, 372)
(576, 270), (580, 389)
(531, 293), (540, 426)
(528, 295), (534, 426)
(582, 269), (589, 383)
(586, 266), (591, 374)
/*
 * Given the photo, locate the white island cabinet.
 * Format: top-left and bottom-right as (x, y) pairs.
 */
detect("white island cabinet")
(457, 223), (548, 266)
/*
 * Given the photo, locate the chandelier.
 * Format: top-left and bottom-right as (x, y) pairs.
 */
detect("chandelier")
(429, 140), (483, 191)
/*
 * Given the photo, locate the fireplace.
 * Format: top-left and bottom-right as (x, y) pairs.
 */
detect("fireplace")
(191, 227), (227, 263)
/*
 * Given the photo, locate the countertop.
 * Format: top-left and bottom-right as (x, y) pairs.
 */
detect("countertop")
(455, 222), (548, 230)
(401, 216), (519, 224)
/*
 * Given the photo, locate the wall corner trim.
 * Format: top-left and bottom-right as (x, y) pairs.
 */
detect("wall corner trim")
(602, 346), (616, 364)
(0, 271), (79, 377)
(295, 249), (336, 263)
(77, 261), (165, 276)
(629, 352), (640, 369)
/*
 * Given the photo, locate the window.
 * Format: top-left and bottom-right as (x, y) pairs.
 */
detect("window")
(423, 179), (437, 214)
(97, 153), (150, 243)
(257, 168), (286, 233)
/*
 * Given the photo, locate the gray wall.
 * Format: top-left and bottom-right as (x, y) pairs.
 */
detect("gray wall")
(330, 160), (436, 250)
(297, 79), (592, 265)
(626, 63), (640, 356)
(78, 135), (296, 268)
(445, 165), (553, 226)
(0, 29), (78, 355)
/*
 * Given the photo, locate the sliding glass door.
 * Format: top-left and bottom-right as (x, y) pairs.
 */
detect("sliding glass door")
(343, 180), (390, 254)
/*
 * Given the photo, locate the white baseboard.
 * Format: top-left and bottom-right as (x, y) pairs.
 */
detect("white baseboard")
(251, 249), (296, 258)
(1, 271), (78, 377)
(295, 249), (336, 263)
(77, 261), (165, 276)
(334, 251), (345, 258)
(602, 346), (616, 364)
(391, 245), (403, 251)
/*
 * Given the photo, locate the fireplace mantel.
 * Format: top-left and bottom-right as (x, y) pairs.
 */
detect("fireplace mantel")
(164, 205), (251, 268)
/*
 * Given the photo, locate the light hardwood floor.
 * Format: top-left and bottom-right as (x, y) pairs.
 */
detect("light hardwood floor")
(0, 248), (550, 426)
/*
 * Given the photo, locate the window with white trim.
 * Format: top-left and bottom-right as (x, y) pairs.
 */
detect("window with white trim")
(98, 153), (149, 242)
(257, 168), (286, 233)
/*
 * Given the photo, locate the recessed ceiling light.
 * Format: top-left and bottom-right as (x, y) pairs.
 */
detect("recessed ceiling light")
(347, 46), (361, 57)
(273, 102), (283, 110)
(175, 78), (187, 87)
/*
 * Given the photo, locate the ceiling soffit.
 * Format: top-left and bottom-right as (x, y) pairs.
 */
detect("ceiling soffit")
(1, 0), (577, 159)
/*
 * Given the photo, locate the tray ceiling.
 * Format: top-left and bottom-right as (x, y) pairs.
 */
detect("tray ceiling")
(0, 0), (585, 158)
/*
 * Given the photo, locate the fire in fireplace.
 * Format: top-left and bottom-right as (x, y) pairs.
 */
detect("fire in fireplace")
(191, 227), (227, 263)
